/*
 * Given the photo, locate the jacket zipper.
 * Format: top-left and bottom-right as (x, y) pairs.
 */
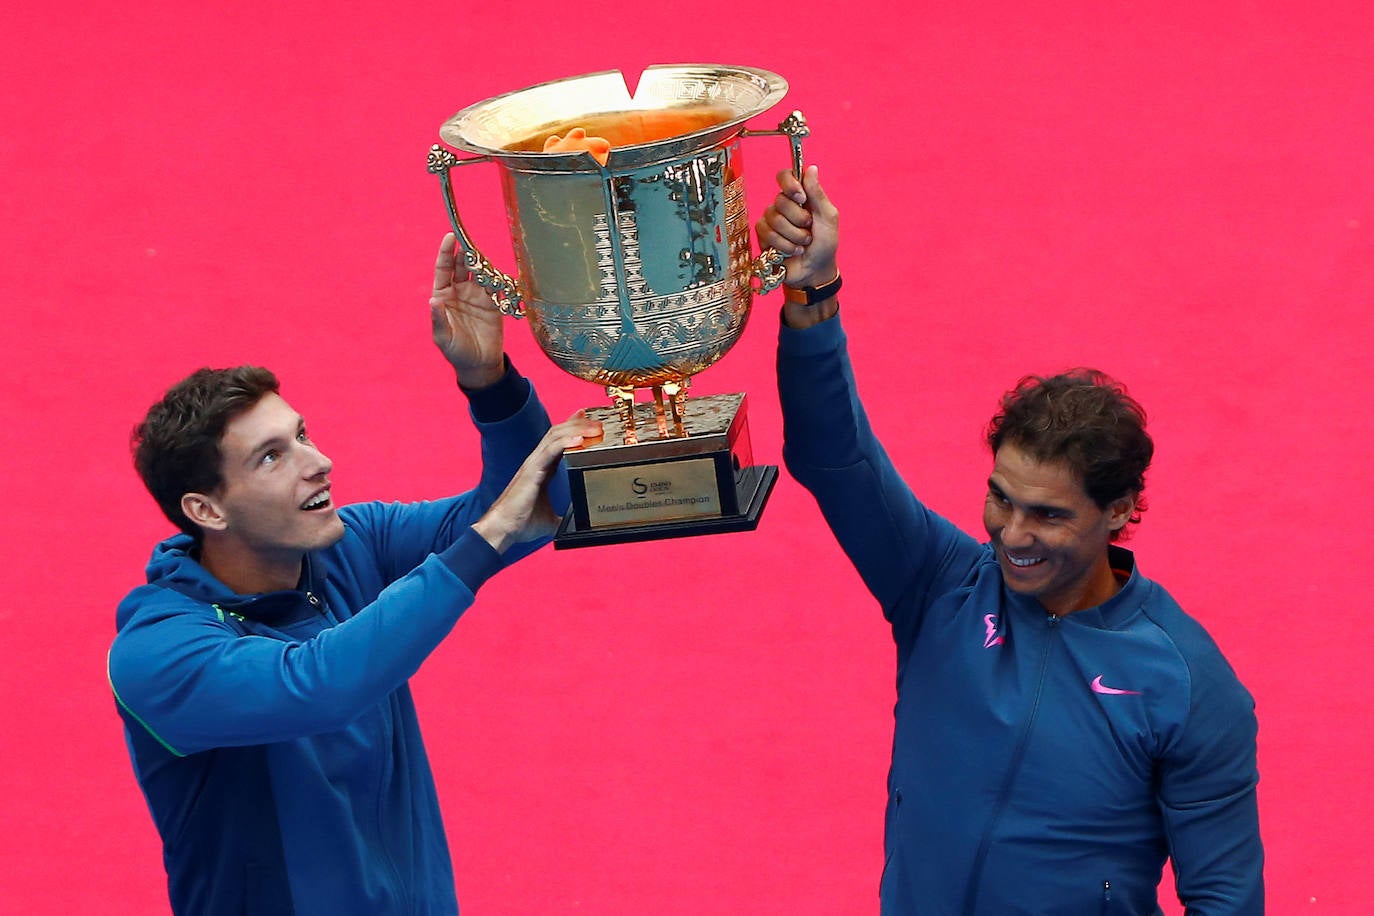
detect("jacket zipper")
(964, 613), (1060, 914)
(307, 588), (409, 907)
(306, 590), (335, 623)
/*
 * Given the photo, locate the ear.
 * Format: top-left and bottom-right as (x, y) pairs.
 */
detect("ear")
(1106, 494), (1136, 533)
(181, 492), (228, 533)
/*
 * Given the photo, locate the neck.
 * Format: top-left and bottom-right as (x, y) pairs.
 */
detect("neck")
(1044, 555), (1122, 617)
(199, 539), (304, 595)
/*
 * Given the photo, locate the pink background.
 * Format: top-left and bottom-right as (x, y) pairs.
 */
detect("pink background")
(2, 1), (1370, 912)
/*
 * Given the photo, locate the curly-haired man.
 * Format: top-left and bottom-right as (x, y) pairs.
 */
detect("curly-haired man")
(758, 169), (1262, 915)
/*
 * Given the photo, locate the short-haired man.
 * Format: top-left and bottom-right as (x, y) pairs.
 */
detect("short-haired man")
(757, 170), (1263, 914)
(108, 235), (601, 916)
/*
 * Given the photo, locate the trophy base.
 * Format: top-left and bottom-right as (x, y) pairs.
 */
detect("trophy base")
(554, 464), (777, 548)
(553, 392), (777, 549)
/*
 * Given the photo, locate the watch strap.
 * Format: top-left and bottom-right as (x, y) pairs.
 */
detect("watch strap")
(783, 272), (843, 305)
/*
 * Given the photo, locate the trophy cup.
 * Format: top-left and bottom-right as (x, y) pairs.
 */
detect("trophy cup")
(426, 64), (808, 548)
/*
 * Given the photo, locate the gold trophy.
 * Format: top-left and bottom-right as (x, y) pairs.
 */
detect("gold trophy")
(427, 65), (807, 548)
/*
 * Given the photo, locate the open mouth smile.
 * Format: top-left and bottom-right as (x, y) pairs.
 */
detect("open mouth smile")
(300, 489), (332, 511)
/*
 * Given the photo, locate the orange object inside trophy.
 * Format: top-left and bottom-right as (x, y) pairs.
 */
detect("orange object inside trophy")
(515, 106), (735, 165)
(542, 128), (611, 165)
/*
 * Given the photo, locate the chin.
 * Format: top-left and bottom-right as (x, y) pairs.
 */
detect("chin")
(998, 561), (1050, 598)
(323, 521), (347, 547)
(310, 515), (347, 550)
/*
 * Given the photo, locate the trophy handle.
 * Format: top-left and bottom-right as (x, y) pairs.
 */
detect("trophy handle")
(426, 145), (526, 318)
(751, 248), (787, 294)
(740, 110), (811, 295)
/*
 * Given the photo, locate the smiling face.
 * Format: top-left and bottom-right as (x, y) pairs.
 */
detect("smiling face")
(182, 392), (345, 593)
(983, 442), (1135, 616)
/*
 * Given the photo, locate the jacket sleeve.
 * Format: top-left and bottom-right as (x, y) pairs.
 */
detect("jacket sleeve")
(469, 371), (564, 529)
(344, 374), (561, 579)
(108, 530), (502, 756)
(777, 314), (982, 631)
(1158, 649), (1264, 914)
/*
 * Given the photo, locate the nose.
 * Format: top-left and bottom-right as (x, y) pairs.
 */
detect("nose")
(1000, 511), (1034, 549)
(303, 442), (332, 479)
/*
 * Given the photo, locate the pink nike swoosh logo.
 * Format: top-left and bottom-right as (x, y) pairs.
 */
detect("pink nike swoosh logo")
(1091, 675), (1141, 696)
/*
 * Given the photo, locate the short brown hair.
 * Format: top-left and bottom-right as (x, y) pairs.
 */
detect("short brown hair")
(132, 366), (280, 538)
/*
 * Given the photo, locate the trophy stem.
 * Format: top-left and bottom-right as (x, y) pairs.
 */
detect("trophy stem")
(606, 379), (694, 444)
(606, 386), (639, 445)
(555, 392), (777, 549)
(660, 379), (689, 438)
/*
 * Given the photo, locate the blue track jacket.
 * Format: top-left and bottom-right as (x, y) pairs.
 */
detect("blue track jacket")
(109, 374), (558, 915)
(778, 316), (1262, 915)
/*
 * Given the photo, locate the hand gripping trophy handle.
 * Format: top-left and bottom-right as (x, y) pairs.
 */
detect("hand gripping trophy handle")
(743, 109), (810, 294)
(425, 145), (526, 317)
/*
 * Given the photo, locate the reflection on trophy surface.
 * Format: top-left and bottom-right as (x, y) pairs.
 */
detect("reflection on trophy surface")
(427, 64), (808, 547)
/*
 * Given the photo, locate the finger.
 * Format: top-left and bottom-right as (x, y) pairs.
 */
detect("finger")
(759, 211), (813, 253)
(519, 430), (591, 484)
(775, 168), (804, 203)
(549, 413), (604, 441)
(755, 222), (790, 256)
(755, 221), (796, 257)
(447, 277), (500, 312)
(433, 233), (459, 291)
(771, 192), (813, 228)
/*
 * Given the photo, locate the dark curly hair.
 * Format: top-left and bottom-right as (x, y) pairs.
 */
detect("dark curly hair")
(986, 368), (1152, 540)
(132, 366), (280, 538)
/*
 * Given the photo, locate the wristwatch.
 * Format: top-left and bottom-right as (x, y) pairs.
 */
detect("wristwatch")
(782, 273), (843, 306)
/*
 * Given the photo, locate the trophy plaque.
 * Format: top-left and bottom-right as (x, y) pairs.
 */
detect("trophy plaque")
(559, 393), (773, 547)
(427, 64), (807, 548)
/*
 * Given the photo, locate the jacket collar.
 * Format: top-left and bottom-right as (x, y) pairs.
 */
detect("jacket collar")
(146, 534), (329, 625)
(1003, 544), (1148, 628)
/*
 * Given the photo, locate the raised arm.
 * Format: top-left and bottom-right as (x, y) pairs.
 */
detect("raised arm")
(109, 413), (601, 755)
(761, 167), (980, 617)
(422, 231), (582, 535)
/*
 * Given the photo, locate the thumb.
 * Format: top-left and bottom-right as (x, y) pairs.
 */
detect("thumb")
(802, 165), (835, 214)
